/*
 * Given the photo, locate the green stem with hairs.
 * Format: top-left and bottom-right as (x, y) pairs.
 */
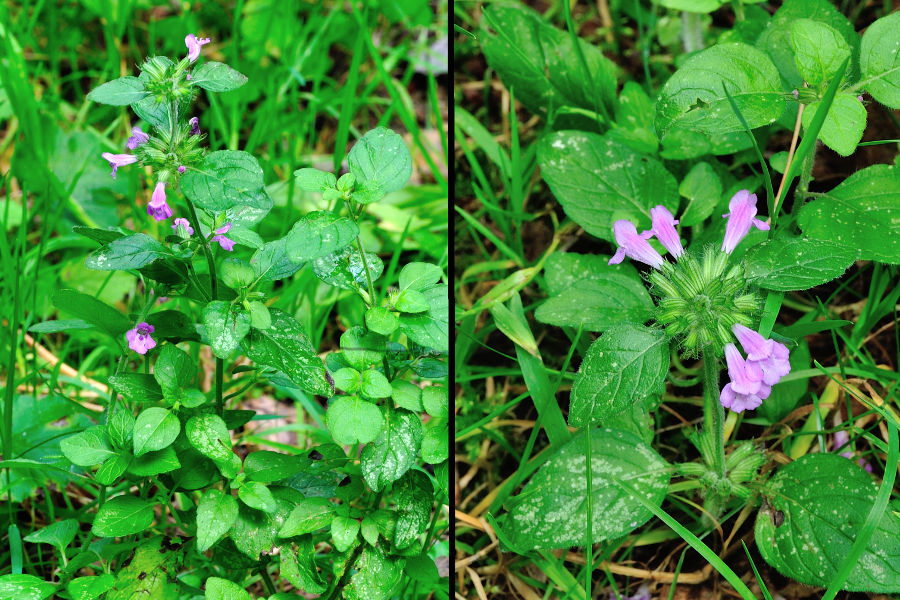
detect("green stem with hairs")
(703, 349), (726, 480)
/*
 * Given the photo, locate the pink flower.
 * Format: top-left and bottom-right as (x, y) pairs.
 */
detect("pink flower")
(719, 343), (770, 413)
(649, 205), (683, 258)
(126, 322), (156, 354)
(172, 217), (194, 236)
(833, 427), (873, 473)
(189, 117), (201, 136)
(178, 165), (186, 174)
(185, 34), (211, 63)
(212, 223), (235, 251)
(126, 126), (149, 150)
(732, 324), (774, 361)
(721, 190), (769, 254)
(608, 220), (664, 269)
(101, 152), (137, 179)
(147, 182), (172, 221)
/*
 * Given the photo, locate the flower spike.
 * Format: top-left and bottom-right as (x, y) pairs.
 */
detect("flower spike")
(608, 220), (664, 269)
(721, 190), (769, 254)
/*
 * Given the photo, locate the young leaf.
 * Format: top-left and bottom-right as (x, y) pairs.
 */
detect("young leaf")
(92, 495), (155, 537)
(153, 344), (195, 400)
(181, 151), (270, 212)
(756, 454), (900, 591)
(365, 306), (399, 336)
(196, 489), (239, 552)
(399, 262), (443, 292)
(108, 410), (135, 449)
(95, 453), (131, 485)
(23, 519), (78, 553)
(391, 380), (423, 412)
(340, 326), (385, 370)
(537, 131), (679, 242)
(799, 94), (866, 157)
(132, 407), (180, 457)
(250, 239), (302, 282)
(348, 127), (413, 197)
(242, 309), (332, 396)
(330, 516), (360, 552)
(67, 574), (115, 600)
(190, 62), (248, 92)
(394, 289), (429, 313)
(332, 367), (361, 393)
(502, 428), (670, 550)
(238, 482), (277, 513)
(312, 246), (384, 291)
(278, 498), (335, 537)
(569, 323), (669, 427)
(284, 212), (360, 263)
(86, 76), (147, 105)
(277, 538), (327, 593)
(293, 168), (337, 192)
(204, 577), (250, 600)
(398, 285), (449, 352)
(243, 451), (306, 483)
(186, 413), (233, 462)
(360, 408), (423, 491)
(393, 470), (433, 549)
(51, 290), (132, 338)
(85, 233), (173, 271)
(326, 396), (384, 445)
(421, 418), (448, 464)
(202, 300), (251, 359)
(860, 10), (900, 108)
(790, 19), (851, 86)
(60, 427), (116, 466)
(359, 369), (392, 400)
(422, 386), (448, 418)
(343, 546), (404, 600)
(744, 237), (857, 291)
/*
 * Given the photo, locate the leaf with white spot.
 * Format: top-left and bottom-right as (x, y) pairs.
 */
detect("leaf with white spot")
(0, 574), (55, 600)
(756, 454), (900, 591)
(360, 408), (423, 492)
(132, 407), (180, 457)
(568, 323), (669, 427)
(202, 301), (251, 359)
(502, 428), (670, 550)
(92, 495), (155, 538)
(196, 489), (239, 552)
(343, 546), (405, 600)
(393, 470), (433, 549)
(186, 413), (233, 462)
(860, 10), (900, 108)
(537, 131), (679, 242)
(744, 236), (857, 291)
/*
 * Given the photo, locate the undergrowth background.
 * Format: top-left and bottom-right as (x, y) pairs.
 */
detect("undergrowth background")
(454, 1), (900, 598)
(0, 0), (449, 595)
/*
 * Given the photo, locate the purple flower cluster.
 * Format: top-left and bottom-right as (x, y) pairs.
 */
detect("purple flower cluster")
(720, 324), (791, 413)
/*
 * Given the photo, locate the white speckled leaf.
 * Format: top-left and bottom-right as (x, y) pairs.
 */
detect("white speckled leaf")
(202, 301), (251, 359)
(569, 323), (669, 427)
(360, 408), (423, 492)
(60, 427), (116, 466)
(196, 489), (239, 552)
(181, 150), (268, 212)
(504, 428), (670, 550)
(537, 132), (679, 242)
(348, 127), (413, 196)
(92, 495), (155, 538)
(343, 546), (405, 600)
(277, 539), (327, 593)
(185, 414), (232, 462)
(744, 236), (857, 291)
(284, 211), (359, 263)
(755, 454), (900, 591)
(392, 470), (433, 549)
(860, 11), (900, 108)
(797, 164), (900, 263)
(132, 407), (180, 457)
(325, 396), (384, 446)
(0, 574), (55, 600)
(800, 94), (867, 157)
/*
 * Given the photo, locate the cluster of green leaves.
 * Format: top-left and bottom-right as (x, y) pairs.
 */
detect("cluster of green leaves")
(469, 0), (900, 594)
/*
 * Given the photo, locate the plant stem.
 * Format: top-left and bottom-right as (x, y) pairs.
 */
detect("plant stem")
(794, 142), (817, 206)
(703, 349), (726, 479)
(325, 544), (364, 600)
(680, 11), (704, 54)
(258, 562), (277, 595)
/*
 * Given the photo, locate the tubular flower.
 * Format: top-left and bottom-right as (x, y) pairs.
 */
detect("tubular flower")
(172, 217), (194, 236)
(212, 223), (235, 251)
(733, 323), (791, 385)
(126, 126), (150, 150)
(608, 220), (664, 269)
(147, 182), (173, 221)
(649, 205), (684, 258)
(185, 34), (211, 63)
(126, 322), (156, 354)
(719, 343), (770, 413)
(101, 152), (138, 179)
(189, 117), (201, 136)
(721, 190), (770, 254)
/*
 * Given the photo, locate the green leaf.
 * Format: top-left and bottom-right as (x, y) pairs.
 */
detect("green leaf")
(340, 326), (385, 370)
(191, 62), (248, 92)
(105, 536), (181, 600)
(250, 239), (303, 283)
(204, 577), (250, 600)
(569, 323), (669, 427)
(84, 233), (173, 271)
(67, 574), (115, 600)
(479, 3), (616, 119)
(790, 19), (851, 86)
(420, 418), (448, 464)
(744, 236), (857, 291)
(860, 10), (900, 108)
(756, 454), (900, 591)
(361, 517), (379, 546)
(537, 131), (679, 242)
(422, 386), (448, 418)
(330, 516), (360, 553)
(332, 368), (361, 393)
(92, 495), (154, 537)
(196, 489), (239, 552)
(393, 470), (432, 549)
(238, 482), (277, 513)
(344, 546), (404, 600)
(365, 307), (399, 336)
(154, 344), (195, 400)
(230, 503), (278, 560)
(398, 284), (449, 352)
(0, 574), (55, 600)
(399, 262), (443, 292)
(181, 151), (270, 212)
(360, 408), (423, 492)
(348, 127), (413, 197)
(127, 446), (180, 477)
(242, 309), (332, 396)
(656, 43), (783, 139)
(534, 253), (653, 333)
(203, 301), (251, 359)
(243, 451), (305, 483)
(87, 76), (147, 105)
(23, 518), (78, 552)
(277, 538), (327, 593)
(248, 302), (271, 330)
(27, 319), (93, 334)
(186, 413), (233, 462)
(800, 94), (867, 157)
(391, 380), (423, 412)
(95, 452), (131, 485)
(60, 427), (116, 466)
(359, 370), (392, 400)
(678, 162), (723, 227)
(394, 289), (429, 313)
(132, 407), (180, 457)
(51, 290), (132, 338)
(326, 396), (384, 445)
(293, 168), (337, 192)
(284, 211), (360, 263)
(108, 373), (164, 403)
(108, 410), (135, 449)
(503, 428), (670, 550)
(278, 498), (334, 537)
(312, 246), (384, 290)
(797, 164), (900, 263)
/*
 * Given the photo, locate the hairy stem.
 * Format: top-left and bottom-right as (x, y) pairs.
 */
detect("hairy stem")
(703, 349), (726, 479)
(794, 142), (817, 206)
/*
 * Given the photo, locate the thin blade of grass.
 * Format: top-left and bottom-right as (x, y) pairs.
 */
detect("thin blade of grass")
(723, 85), (776, 220)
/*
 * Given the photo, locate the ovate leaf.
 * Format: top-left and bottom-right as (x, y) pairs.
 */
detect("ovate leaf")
(744, 236), (857, 291)
(790, 19), (851, 86)
(92, 495), (154, 537)
(502, 428), (670, 550)
(181, 151), (270, 212)
(569, 323), (669, 427)
(393, 470), (433, 549)
(132, 407), (180, 457)
(360, 408), (423, 492)
(67, 574), (115, 600)
(23, 519), (78, 553)
(0, 574), (55, 600)
(186, 414), (233, 462)
(397, 284), (449, 352)
(326, 396), (384, 445)
(61, 427), (116, 466)
(678, 162), (723, 227)
(278, 498), (334, 537)
(52, 290), (132, 338)
(348, 127), (413, 197)
(202, 301), (251, 359)
(243, 451), (305, 483)
(284, 211), (359, 263)
(860, 10), (900, 108)
(204, 577), (250, 600)
(190, 62), (248, 92)
(87, 76), (147, 105)
(85, 234), (172, 271)
(344, 546), (404, 600)
(330, 516), (360, 553)
(196, 489), (239, 552)
(238, 482), (277, 513)
(800, 94), (867, 157)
